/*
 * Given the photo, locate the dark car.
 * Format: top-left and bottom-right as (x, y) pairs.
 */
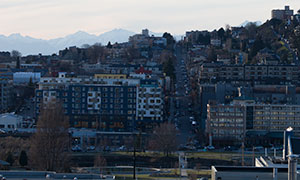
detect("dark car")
(103, 146), (111, 152)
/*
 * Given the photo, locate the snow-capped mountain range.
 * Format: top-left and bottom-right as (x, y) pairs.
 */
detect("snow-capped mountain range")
(0, 29), (138, 55)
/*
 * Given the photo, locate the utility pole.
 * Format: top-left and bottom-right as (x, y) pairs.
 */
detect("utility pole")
(178, 153), (182, 180)
(133, 133), (136, 180)
(252, 146), (255, 166)
(242, 142), (245, 166)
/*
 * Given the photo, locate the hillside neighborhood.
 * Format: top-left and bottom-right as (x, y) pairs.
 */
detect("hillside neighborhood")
(0, 5), (300, 180)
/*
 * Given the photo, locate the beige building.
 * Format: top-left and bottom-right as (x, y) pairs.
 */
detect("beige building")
(207, 103), (246, 142)
(207, 100), (300, 145)
(272, 6), (294, 20)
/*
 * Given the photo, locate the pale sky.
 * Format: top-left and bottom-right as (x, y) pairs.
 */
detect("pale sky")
(0, 0), (298, 39)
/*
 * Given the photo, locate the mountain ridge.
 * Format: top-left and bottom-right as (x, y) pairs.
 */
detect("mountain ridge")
(0, 29), (137, 55)
(0, 29), (185, 55)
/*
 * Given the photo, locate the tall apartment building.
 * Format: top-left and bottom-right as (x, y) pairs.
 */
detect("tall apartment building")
(207, 102), (246, 144)
(272, 6), (294, 21)
(199, 83), (239, 129)
(0, 79), (13, 112)
(207, 99), (300, 145)
(36, 73), (164, 132)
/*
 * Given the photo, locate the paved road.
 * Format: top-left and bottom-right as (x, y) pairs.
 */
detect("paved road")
(172, 45), (194, 145)
(16, 98), (35, 128)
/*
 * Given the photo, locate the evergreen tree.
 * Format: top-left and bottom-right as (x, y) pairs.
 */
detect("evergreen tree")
(217, 27), (226, 41)
(19, 150), (28, 167)
(163, 58), (175, 80)
(106, 41), (113, 49)
(6, 152), (14, 166)
(163, 32), (175, 50)
(249, 37), (265, 61)
(16, 58), (20, 69)
(28, 77), (34, 87)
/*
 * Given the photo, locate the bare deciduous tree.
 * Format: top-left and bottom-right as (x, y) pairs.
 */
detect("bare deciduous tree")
(189, 173), (197, 180)
(148, 122), (178, 156)
(0, 137), (29, 166)
(94, 154), (107, 174)
(86, 44), (104, 64)
(11, 50), (21, 68)
(11, 50), (21, 58)
(29, 102), (70, 172)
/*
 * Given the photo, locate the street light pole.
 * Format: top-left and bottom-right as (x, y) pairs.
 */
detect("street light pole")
(133, 133), (136, 180)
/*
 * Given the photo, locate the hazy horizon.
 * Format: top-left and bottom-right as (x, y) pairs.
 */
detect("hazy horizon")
(0, 0), (299, 40)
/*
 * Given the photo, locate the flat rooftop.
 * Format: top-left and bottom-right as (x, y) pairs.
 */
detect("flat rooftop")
(213, 166), (288, 173)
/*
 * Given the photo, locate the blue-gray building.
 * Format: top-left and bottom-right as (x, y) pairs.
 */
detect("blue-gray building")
(36, 84), (137, 132)
(36, 73), (165, 132)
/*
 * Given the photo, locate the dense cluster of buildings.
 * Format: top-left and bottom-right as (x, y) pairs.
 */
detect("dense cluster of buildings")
(0, 29), (172, 149)
(183, 6), (300, 148)
(0, 5), (298, 153)
(200, 67), (300, 146)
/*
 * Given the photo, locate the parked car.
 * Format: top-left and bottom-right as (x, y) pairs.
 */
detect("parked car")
(224, 146), (238, 151)
(191, 121), (196, 126)
(87, 146), (95, 151)
(118, 145), (127, 151)
(205, 145), (215, 150)
(189, 116), (194, 121)
(71, 145), (82, 152)
(103, 146), (111, 152)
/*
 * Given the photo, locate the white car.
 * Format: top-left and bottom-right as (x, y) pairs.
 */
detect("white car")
(205, 145), (215, 150)
(71, 145), (82, 152)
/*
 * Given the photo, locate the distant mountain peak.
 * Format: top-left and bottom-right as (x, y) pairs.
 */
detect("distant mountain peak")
(9, 33), (22, 38)
(111, 28), (125, 31)
(0, 29), (138, 55)
(66, 31), (97, 38)
(240, 20), (262, 27)
(74, 30), (89, 34)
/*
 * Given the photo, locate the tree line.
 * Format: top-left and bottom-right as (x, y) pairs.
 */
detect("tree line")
(0, 102), (179, 171)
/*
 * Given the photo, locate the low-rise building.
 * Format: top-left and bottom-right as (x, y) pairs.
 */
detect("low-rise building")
(0, 113), (23, 130)
(211, 166), (291, 180)
(13, 72), (41, 84)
